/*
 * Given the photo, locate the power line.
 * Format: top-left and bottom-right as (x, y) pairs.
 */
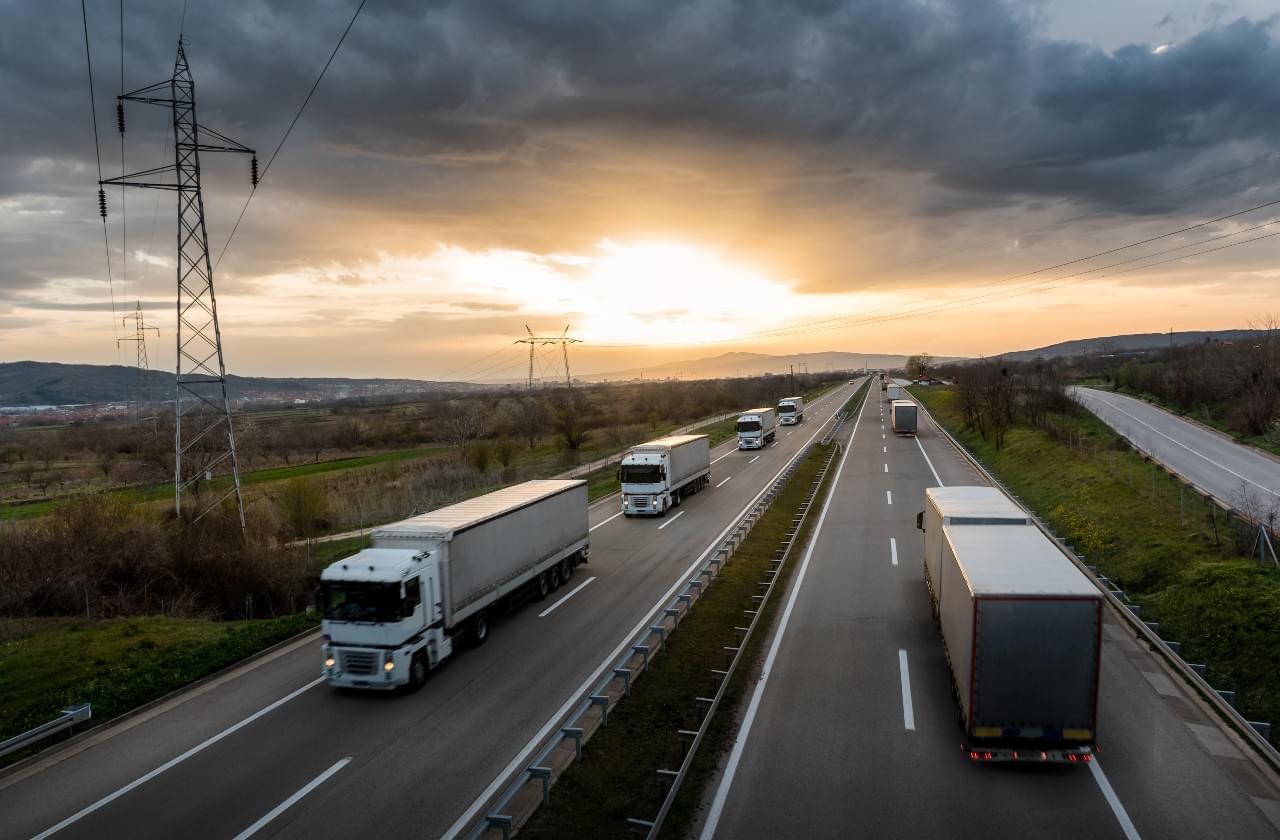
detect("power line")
(212, 0), (369, 272)
(80, 0), (121, 347)
(118, 0), (128, 306)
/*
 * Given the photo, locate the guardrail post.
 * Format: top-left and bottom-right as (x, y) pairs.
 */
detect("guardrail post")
(664, 607), (682, 627)
(528, 766), (552, 804)
(1249, 721), (1272, 740)
(633, 644), (651, 670)
(1216, 689), (1236, 707)
(613, 668), (632, 695)
(561, 726), (584, 761)
(627, 818), (656, 835)
(590, 694), (611, 726)
(485, 814), (513, 840)
(677, 729), (698, 758)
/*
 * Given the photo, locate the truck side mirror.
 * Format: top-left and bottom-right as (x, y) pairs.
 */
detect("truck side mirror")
(915, 511), (924, 531)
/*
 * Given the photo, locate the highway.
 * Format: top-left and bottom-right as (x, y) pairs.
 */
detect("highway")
(0, 383), (860, 840)
(1069, 386), (1280, 507)
(699, 383), (1280, 839)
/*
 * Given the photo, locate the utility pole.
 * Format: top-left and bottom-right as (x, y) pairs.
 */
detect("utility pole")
(790, 364), (795, 393)
(102, 39), (256, 529)
(514, 325), (581, 390)
(118, 301), (160, 443)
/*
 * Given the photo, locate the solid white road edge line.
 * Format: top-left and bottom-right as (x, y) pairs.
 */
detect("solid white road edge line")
(700, 382), (867, 839)
(589, 511), (623, 532)
(538, 576), (598, 618)
(898, 649), (916, 731)
(914, 436), (943, 487)
(657, 510), (686, 530)
(716, 476), (733, 488)
(33, 677), (327, 839)
(231, 757), (352, 840)
(442, 381), (860, 840)
(1089, 758), (1143, 840)
(890, 537), (898, 566)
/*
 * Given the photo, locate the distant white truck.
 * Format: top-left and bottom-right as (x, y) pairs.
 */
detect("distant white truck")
(620, 434), (711, 516)
(736, 407), (777, 450)
(889, 400), (917, 435)
(320, 480), (589, 690)
(777, 396), (804, 425)
(886, 383), (904, 401)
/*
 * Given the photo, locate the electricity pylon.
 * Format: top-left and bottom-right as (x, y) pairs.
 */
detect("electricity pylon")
(118, 301), (160, 438)
(100, 39), (257, 528)
(515, 325), (581, 390)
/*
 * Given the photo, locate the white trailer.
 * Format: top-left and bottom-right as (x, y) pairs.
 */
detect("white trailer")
(889, 400), (917, 435)
(916, 486), (1030, 610)
(777, 396), (804, 425)
(320, 480), (589, 690)
(620, 434), (712, 516)
(886, 383), (904, 401)
(937, 525), (1102, 762)
(736, 407), (777, 450)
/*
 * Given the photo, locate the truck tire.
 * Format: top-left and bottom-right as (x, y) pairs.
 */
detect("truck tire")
(469, 610), (490, 647)
(407, 653), (428, 691)
(559, 558), (572, 581)
(534, 571), (550, 601)
(549, 563), (563, 592)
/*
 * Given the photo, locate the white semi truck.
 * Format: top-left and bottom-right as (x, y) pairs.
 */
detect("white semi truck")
(889, 400), (918, 435)
(619, 434), (712, 516)
(777, 396), (804, 425)
(935, 524), (1102, 763)
(886, 382), (904, 401)
(320, 480), (589, 690)
(917, 486), (1030, 612)
(736, 407), (777, 450)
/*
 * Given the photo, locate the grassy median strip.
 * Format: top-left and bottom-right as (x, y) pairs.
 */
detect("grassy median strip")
(520, 439), (844, 839)
(912, 386), (1280, 747)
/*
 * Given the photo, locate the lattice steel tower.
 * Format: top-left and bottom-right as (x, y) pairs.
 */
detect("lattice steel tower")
(515, 325), (581, 389)
(102, 39), (257, 527)
(118, 300), (160, 432)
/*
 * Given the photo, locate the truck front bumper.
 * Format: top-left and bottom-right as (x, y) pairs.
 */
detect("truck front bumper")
(323, 644), (410, 689)
(622, 494), (666, 515)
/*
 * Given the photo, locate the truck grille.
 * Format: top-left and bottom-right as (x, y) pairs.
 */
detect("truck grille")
(633, 497), (649, 509)
(340, 650), (377, 675)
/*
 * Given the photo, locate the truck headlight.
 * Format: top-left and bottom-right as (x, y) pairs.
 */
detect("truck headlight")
(325, 656), (336, 668)
(384, 660), (395, 672)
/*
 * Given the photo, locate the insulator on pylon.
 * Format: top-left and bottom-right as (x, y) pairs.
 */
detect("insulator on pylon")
(98, 188), (108, 219)
(249, 155), (259, 187)
(116, 101), (126, 134)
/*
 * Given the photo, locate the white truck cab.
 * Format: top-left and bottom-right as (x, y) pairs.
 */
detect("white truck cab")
(777, 396), (804, 425)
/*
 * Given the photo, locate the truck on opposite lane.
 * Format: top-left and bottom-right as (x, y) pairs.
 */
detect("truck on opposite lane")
(935, 522), (1102, 763)
(620, 434), (711, 516)
(777, 396), (804, 425)
(320, 480), (589, 691)
(736, 407), (777, 450)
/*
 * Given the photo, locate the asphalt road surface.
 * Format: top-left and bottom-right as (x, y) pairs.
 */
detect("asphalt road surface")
(700, 384), (1280, 839)
(0, 382), (861, 840)
(1070, 386), (1280, 508)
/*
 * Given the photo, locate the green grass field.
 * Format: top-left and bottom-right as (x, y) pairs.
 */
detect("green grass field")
(911, 386), (1280, 746)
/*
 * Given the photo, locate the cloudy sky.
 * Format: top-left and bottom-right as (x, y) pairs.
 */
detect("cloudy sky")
(1, 0), (1278, 380)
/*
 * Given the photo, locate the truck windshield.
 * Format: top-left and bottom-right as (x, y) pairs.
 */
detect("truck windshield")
(620, 464), (663, 484)
(321, 581), (403, 623)
(778, 404), (795, 414)
(737, 420), (761, 433)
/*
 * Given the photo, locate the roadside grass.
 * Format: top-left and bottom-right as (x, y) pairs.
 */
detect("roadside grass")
(520, 433), (848, 837)
(691, 416), (738, 447)
(0, 613), (319, 762)
(912, 386), (1280, 747)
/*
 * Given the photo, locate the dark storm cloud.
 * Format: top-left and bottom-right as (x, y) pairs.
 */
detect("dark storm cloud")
(2, 0), (1279, 300)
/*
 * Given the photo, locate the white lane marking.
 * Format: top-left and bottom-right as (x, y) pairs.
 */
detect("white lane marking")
(231, 757), (351, 840)
(883, 463), (888, 473)
(1089, 758), (1143, 840)
(716, 476), (733, 488)
(32, 677), (326, 839)
(711, 448), (737, 466)
(898, 650), (916, 731)
(883, 445), (887, 453)
(786, 431), (792, 436)
(914, 436), (943, 487)
(886, 490), (893, 505)
(701, 382), (868, 839)
(538, 576), (598, 618)
(444, 385), (855, 840)
(882, 433), (885, 440)
(1081, 390), (1278, 498)
(657, 510), (686, 530)
(748, 455), (760, 464)
(890, 537), (898, 566)
(589, 511), (623, 532)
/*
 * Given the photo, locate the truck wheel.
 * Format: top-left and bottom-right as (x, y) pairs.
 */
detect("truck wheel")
(534, 572), (550, 601)
(549, 563), (563, 592)
(559, 558), (572, 581)
(469, 610), (490, 647)
(407, 653), (428, 691)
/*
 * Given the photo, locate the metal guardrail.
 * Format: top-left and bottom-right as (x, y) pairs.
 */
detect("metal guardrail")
(913, 395), (1280, 773)
(0, 704), (91, 759)
(466, 382), (866, 839)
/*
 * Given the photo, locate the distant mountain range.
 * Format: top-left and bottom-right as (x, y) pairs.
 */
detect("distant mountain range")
(997, 330), (1266, 362)
(582, 350), (962, 382)
(0, 361), (480, 407)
